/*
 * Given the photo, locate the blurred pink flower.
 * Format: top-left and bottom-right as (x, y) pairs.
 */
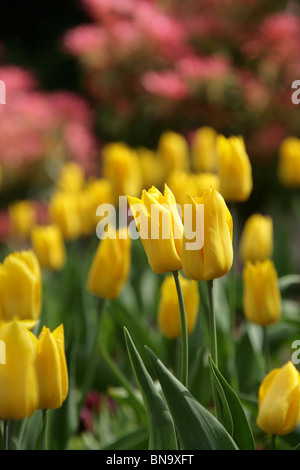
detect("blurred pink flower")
(142, 70), (188, 100)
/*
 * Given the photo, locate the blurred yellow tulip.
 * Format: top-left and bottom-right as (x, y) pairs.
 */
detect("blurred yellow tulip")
(278, 137), (300, 188)
(102, 142), (143, 199)
(56, 161), (85, 193)
(0, 251), (42, 329)
(49, 191), (81, 241)
(128, 184), (183, 274)
(0, 321), (39, 419)
(243, 260), (281, 326)
(191, 126), (218, 173)
(87, 226), (131, 299)
(217, 135), (253, 202)
(239, 213), (273, 263)
(157, 131), (190, 176)
(182, 187), (233, 281)
(31, 224), (66, 271)
(158, 274), (199, 339)
(8, 200), (36, 239)
(35, 324), (69, 410)
(138, 147), (165, 190)
(257, 362), (300, 436)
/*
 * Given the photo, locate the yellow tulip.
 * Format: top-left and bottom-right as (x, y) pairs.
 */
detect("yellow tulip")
(239, 213), (273, 263)
(191, 126), (218, 173)
(278, 137), (300, 188)
(158, 274), (199, 339)
(102, 142), (143, 199)
(257, 362), (300, 436)
(87, 226), (131, 299)
(181, 187), (233, 281)
(167, 171), (197, 208)
(31, 224), (66, 271)
(0, 251), (42, 329)
(35, 324), (69, 410)
(0, 321), (39, 419)
(217, 135), (253, 202)
(243, 260), (281, 326)
(8, 200), (36, 238)
(194, 172), (220, 196)
(157, 131), (189, 176)
(49, 191), (81, 241)
(127, 184), (183, 274)
(56, 161), (85, 193)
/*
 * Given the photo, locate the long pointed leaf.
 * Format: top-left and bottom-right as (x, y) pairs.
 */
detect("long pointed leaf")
(145, 346), (238, 450)
(209, 356), (256, 450)
(124, 328), (178, 450)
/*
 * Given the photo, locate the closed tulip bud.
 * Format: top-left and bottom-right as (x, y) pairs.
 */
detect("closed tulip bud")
(278, 137), (300, 188)
(239, 214), (273, 263)
(191, 127), (218, 173)
(31, 224), (66, 271)
(49, 191), (81, 241)
(0, 321), (39, 419)
(157, 131), (189, 176)
(243, 260), (281, 326)
(158, 274), (199, 339)
(56, 161), (85, 193)
(128, 184), (183, 274)
(194, 172), (220, 196)
(87, 226), (131, 299)
(35, 324), (69, 410)
(217, 135), (253, 202)
(8, 200), (36, 239)
(182, 187), (233, 281)
(138, 147), (165, 190)
(0, 251), (42, 329)
(167, 170), (197, 208)
(257, 362), (300, 436)
(102, 142), (143, 200)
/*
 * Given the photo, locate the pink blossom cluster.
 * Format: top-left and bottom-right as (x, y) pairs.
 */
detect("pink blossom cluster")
(62, 0), (300, 162)
(0, 65), (99, 174)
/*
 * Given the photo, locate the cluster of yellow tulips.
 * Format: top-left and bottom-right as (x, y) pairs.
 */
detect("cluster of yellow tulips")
(0, 126), (300, 450)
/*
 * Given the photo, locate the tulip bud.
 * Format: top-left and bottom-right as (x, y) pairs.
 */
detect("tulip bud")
(191, 126), (218, 173)
(217, 135), (253, 202)
(128, 184), (183, 274)
(49, 191), (81, 241)
(0, 251), (42, 328)
(138, 147), (165, 190)
(56, 161), (85, 193)
(102, 142), (143, 200)
(158, 274), (199, 339)
(239, 214), (273, 263)
(243, 260), (281, 326)
(8, 200), (36, 239)
(278, 137), (300, 188)
(157, 131), (189, 176)
(87, 226), (131, 299)
(181, 187), (233, 281)
(257, 362), (300, 436)
(31, 224), (66, 271)
(35, 324), (69, 410)
(0, 321), (39, 419)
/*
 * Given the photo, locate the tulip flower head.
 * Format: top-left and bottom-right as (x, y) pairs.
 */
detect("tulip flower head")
(8, 200), (36, 239)
(191, 126), (219, 173)
(56, 161), (85, 193)
(243, 260), (281, 326)
(217, 135), (253, 202)
(278, 137), (300, 188)
(257, 362), (300, 436)
(49, 190), (82, 241)
(157, 131), (190, 177)
(87, 226), (131, 299)
(127, 184), (183, 274)
(31, 224), (66, 271)
(181, 187), (233, 281)
(0, 250), (42, 329)
(239, 213), (273, 263)
(158, 273), (199, 339)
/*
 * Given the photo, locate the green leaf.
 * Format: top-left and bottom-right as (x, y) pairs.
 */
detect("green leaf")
(145, 346), (239, 450)
(279, 275), (300, 292)
(209, 356), (256, 450)
(124, 328), (178, 450)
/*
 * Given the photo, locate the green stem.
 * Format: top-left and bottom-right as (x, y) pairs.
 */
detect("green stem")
(173, 271), (188, 389)
(271, 433), (276, 450)
(207, 280), (218, 367)
(3, 420), (8, 450)
(263, 326), (270, 373)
